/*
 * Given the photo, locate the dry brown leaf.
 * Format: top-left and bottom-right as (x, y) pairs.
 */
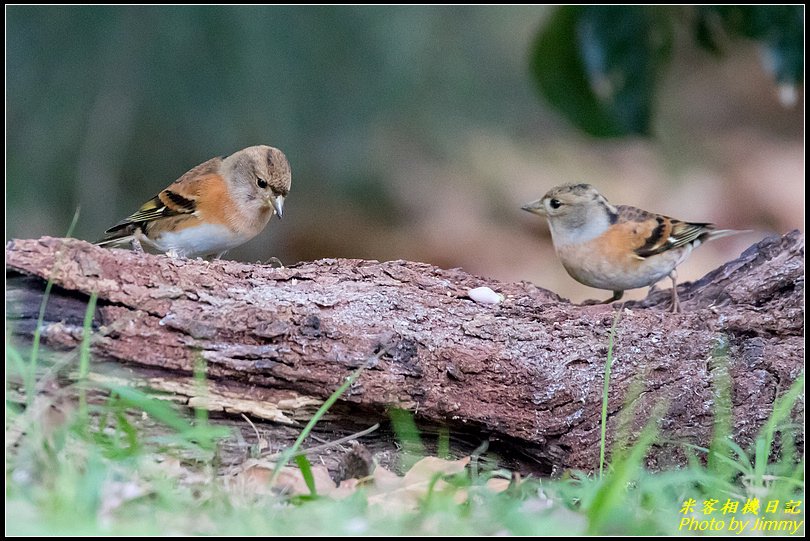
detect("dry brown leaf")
(485, 477), (511, 493)
(366, 456), (472, 512)
(227, 457), (276, 474)
(366, 486), (418, 511)
(367, 465), (403, 494)
(331, 478), (361, 500)
(302, 464), (337, 496)
(232, 464), (337, 497)
(232, 464), (274, 495)
(451, 481), (468, 504)
(401, 456), (470, 486)
(367, 479), (458, 512)
(273, 467), (315, 496)
(226, 454), (481, 510)
(449, 476), (511, 506)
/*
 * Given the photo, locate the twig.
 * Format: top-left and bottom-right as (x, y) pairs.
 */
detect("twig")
(261, 423), (380, 460)
(240, 413), (263, 444)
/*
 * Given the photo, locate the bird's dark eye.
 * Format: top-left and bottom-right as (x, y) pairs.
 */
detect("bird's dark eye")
(549, 198), (562, 209)
(257, 178), (268, 189)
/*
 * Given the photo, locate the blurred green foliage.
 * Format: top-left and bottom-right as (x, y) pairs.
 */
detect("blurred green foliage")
(6, 6), (803, 270)
(695, 5), (804, 83)
(6, 6), (548, 252)
(532, 5), (803, 137)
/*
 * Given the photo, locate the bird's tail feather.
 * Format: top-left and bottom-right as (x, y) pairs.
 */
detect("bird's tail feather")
(94, 235), (133, 247)
(708, 228), (753, 241)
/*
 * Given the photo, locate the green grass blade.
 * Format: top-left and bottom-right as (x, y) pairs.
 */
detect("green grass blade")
(77, 291), (98, 427)
(295, 454), (318, 497)
(193, 353), (209, 424)
(588, 401), (665, 533)
(753, 373), (804, 483)
(675, 441), (751, 477)
(102, 384), (196, 434)
(5, 336), (27, 382)
(707, 337), (733, 478)
(599, 308), (622, 478)
(270, 355), (376, 487)
(26, 207), (81, 406)
(390, 407), (426, 469)
(437, 426), (451, 459)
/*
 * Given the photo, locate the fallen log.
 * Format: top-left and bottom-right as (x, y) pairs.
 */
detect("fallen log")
(5, 232), (804, 474)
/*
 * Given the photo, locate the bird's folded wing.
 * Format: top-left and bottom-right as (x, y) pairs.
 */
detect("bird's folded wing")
(102, 189), (197, 235)
(616, 205), (713, 259)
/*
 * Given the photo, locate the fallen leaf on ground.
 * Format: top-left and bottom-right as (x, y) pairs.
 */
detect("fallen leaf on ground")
(229, 462), (336, 497)
(367, 456), (472, 511)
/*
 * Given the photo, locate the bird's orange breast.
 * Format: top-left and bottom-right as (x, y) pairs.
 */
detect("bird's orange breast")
(555, 223), (686, 291)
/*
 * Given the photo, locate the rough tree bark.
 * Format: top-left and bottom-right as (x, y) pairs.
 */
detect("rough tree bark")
(5, 232), (804, 474)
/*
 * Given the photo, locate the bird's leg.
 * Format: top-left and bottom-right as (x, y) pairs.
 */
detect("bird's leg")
(581, 290), (624, 306)
(669, 270), (681, 313)
(131, 228), (165, 254)
(214, 251), (228, 260)
(130, 229), (146, 253)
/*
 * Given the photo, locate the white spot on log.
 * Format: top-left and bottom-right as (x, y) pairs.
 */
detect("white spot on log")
(468, 286), (503, 305)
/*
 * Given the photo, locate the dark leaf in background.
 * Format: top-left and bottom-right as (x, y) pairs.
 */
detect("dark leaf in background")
(531, 6), (672, 138)
(696, 5), (804, 84)
(532, 6), (802, 138)
(693, 7), (724, 55)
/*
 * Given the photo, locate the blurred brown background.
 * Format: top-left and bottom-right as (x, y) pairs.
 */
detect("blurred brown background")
(6, 6), (803, 302)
